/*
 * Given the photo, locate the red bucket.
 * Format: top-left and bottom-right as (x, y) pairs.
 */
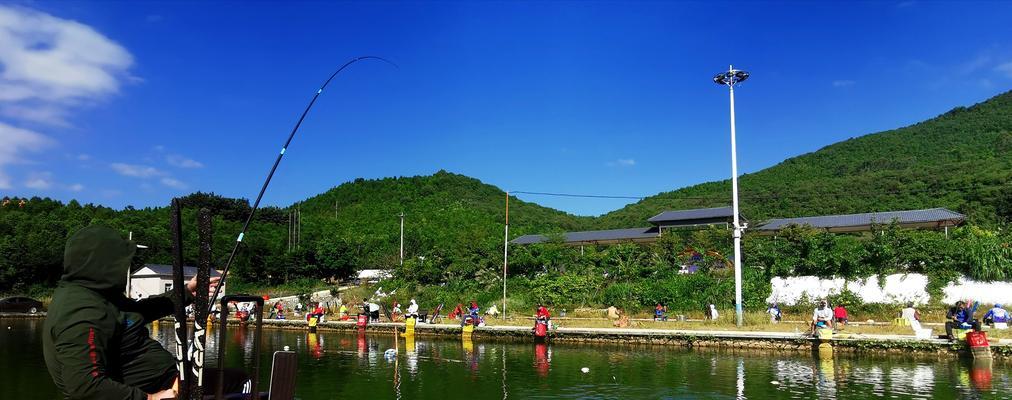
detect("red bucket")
(357, 314), (368, 327)
(967, 331), (989, 348)
(534, 322), (548, 337)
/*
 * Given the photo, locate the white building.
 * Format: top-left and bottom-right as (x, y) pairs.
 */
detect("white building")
(356, 269), (392, 284)
(129, 264), (223, 299)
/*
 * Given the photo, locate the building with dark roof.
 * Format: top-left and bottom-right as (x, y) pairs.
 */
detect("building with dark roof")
(511, 206), (738, 246)
(755, 208), (965, 234)
(648, 206), (742, 230)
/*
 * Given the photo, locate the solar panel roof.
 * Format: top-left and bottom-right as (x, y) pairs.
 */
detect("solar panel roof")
(757, 208), (965, 231)
(647, 206), (735, 224)
(511, 227), (660, 245)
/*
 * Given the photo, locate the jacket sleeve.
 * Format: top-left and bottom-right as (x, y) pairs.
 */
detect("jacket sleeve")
(131, 289), (194, 322)
(53, 319), (148, 400)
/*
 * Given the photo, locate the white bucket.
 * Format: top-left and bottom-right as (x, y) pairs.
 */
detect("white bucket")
(994, 323), (1008, 330)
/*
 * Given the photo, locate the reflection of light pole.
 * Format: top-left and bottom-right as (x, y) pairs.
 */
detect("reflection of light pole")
(713, 65), (749, 327)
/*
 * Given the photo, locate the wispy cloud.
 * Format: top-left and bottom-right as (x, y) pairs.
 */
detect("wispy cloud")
(0, 122), (54, 188)
(607, 158), (636, 167)
(24, 171), (53, 189)
(996, 62), (1012, 79)
(832, 80), (856, 87)
(0, 5), (134, 189)
(0, 5), (134, 106)
(166, 154), (204, 168)
(67, 183), (84, 192)
(110, 162), (163, 178)
(160, 177), (187, 189)
(958, 55), (992, 75)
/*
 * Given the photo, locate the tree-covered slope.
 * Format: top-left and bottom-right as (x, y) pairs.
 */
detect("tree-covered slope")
(295, 170), (592, 268)
(597, 90), (1012, 228)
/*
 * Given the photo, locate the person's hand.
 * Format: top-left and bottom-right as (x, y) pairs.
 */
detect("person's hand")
(185, 275), (222, 298)
(147, 388), (176, 400)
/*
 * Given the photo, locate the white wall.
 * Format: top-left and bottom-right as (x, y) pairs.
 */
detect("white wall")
(766, 273), (1012, 306)
(130, 277), (171, 299)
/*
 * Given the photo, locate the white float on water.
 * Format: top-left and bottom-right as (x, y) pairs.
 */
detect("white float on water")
(581, 367), (590, 373)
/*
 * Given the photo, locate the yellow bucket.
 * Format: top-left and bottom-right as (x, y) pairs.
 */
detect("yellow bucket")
(818, 328), (834, 340)
(403, 317), (416, 336)
(954, 328), (970, 340)
(893, 318), (910, 326)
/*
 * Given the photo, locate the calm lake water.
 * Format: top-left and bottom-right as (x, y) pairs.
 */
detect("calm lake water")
(3, 317), (1010, 399)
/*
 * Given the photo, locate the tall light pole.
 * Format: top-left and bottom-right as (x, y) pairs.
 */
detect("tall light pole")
(713, 65), (749, 327)
(502, 191), (509, 320)
(399, 212), (405, 266)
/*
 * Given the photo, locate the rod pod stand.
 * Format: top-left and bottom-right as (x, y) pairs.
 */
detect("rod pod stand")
(188, 208), (213, 399)
(170, 199), (192, 398)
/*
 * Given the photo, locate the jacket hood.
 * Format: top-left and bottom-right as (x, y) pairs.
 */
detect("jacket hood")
(62, 225), (136, 292)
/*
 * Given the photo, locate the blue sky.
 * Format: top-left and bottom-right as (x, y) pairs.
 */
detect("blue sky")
(2, 1), (1012, 216)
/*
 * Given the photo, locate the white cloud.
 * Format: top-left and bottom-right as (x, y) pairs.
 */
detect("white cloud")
(0, 122), (54, 188)
(832, 80), (856, 87)
(0, 5), (134, 105)
(996, 62), (1012, 79)
(958, 55), (992, 75)
(0, 5), (133, 189)
(0, 104), (71, 126)
(24, 171), (53, 189)
(67, 183), (84, 192)
(166, 154), (204, 168)
(76, 153), (91, 161)
(160, 177), (187, 189)
(110, 162), (163, 178)
(607, 158), (636, 167)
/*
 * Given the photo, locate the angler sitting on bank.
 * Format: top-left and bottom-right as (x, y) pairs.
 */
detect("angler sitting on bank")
(43, 226), (249, 400)
(406, 299), (420, 319)
(984, 304), (1009, 328)
(533, 304), (551, 339)
(946, 300), (981, 340)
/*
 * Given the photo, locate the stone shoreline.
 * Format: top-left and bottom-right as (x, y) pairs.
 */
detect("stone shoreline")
(212, 317), (1012, 358)
(6, 312), (1008, 358)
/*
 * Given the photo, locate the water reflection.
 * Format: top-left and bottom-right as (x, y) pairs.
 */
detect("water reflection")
(5, 318), (1011, 400)
(534, 343), (550, 378)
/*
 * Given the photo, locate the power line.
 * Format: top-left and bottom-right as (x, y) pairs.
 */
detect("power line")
(511, 191), (645, 200)
(510, 181), (1010, 204)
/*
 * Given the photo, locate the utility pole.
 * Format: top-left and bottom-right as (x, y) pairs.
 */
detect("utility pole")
(713, 65), (750, 327)
(399, 212), (405, 266)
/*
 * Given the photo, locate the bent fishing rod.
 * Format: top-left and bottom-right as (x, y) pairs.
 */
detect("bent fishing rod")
(205, 56), (397, 311)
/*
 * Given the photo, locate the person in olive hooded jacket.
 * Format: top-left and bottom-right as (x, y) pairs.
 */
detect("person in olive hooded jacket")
(43, 225), (224, 400)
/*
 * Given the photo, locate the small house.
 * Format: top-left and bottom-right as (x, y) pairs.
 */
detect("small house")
(129, 264), (223, 299)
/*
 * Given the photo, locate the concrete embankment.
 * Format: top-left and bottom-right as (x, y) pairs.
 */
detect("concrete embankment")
(7, 312), (1006, 358)
(211, 317), (1012, 358)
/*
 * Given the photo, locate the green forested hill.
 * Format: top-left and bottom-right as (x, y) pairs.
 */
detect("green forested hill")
(0, 172), (592, 291)
(292, 171), (591, 273)
(596, 90), (1012, 228)
(4, 91), (1012, 297)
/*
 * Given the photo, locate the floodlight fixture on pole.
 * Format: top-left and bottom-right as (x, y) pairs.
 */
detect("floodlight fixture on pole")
(713, 65), (748, 327)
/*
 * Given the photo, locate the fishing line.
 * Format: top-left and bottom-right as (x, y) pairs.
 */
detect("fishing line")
(206, 56), (397, 313)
